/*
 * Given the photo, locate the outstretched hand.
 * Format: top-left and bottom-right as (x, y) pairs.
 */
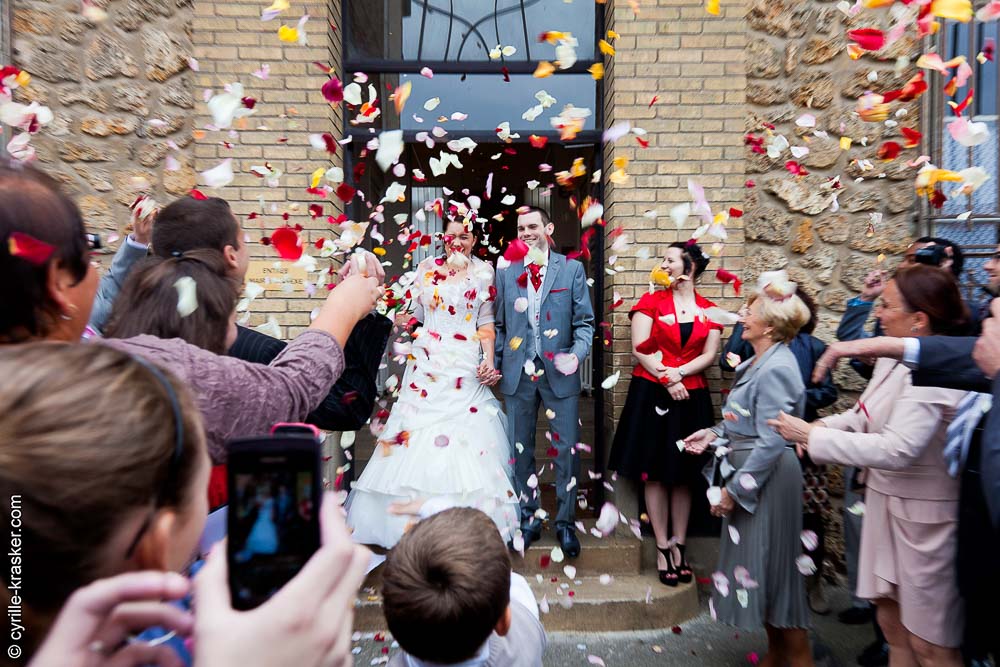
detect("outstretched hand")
(683, 428), (716, 454)
(28, 571), (193, 667)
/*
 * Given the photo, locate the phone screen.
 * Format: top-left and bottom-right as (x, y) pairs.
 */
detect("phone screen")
(227, 437), (321, 610)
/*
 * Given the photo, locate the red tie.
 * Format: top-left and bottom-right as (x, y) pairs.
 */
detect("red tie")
(527, 263), (543, 291)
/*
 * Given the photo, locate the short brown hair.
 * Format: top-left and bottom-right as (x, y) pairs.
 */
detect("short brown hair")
(151, 195), (240, 258)
(105, 249), (240, 354)
(0, 343), (206, 648)
(748, 291), (811, 343)
(382, 508), (511, 664)
(893, 264), (971, 335)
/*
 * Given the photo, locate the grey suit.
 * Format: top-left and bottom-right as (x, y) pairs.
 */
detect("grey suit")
(707, 343), (811, 629)
(494, 252), (594, 528)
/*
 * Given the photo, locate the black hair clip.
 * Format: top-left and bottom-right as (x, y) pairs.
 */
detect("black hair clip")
(171, 250), (182, 258)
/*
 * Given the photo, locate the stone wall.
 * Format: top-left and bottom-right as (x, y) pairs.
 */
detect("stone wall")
(743, 0), (920, 399)
(13, 0), (194, 242)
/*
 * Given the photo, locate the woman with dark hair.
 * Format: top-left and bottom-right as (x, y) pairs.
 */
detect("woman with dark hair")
(721, 288), (838, 612)
(608, 241), (722, 586)
(105, 250), (241, 354)
(771, 265), (969, 667)
(0, 161), (380, 497)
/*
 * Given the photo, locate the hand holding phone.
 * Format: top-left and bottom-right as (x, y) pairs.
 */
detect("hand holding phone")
(195, 493), (370, 667)
(226, 434), (323, 610)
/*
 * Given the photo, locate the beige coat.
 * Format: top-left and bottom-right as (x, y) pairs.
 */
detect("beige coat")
(808, 358), (967, 646)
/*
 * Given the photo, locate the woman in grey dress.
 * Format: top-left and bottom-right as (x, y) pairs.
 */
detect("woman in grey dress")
(684, 271), (814, 667)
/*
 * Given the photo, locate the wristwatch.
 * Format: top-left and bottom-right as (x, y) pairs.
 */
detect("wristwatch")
(678, 367), (687, 377)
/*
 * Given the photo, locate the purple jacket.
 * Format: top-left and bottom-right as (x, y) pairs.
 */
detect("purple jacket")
(102, 330), (344, 462)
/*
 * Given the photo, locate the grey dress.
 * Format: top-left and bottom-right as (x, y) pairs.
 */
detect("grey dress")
(703, 343), (811, 629)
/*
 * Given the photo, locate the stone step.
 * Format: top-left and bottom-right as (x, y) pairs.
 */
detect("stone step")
(354, 572), (700, 633)
(513, 531), (641, 577)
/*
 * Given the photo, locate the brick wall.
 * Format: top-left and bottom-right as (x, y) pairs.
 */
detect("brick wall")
(602, 0), (748, 452)
(191, 0), (343, 338)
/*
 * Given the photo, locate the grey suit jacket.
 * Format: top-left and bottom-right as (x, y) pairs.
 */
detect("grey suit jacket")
(89, 239), (149, 334)
(711, 343), (805, 514)
(494, 251), (595, 399)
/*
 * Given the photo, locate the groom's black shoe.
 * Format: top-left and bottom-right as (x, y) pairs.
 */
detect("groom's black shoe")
(556, 526), (581, 558)
(521, 520), (542, 550)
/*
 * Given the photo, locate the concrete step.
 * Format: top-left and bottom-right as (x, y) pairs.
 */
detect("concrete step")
(354, 572), (701, 633)
(526, 574), (700, 632)
(513, 531), (641, 577)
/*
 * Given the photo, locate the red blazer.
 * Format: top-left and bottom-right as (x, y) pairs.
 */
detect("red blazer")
(629, 290), (723, 390)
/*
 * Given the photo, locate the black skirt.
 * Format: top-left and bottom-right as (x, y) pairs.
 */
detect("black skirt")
(608, 376), (715, 485)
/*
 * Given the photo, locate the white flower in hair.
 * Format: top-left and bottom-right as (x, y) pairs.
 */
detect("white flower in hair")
(757, 270), (797, 301)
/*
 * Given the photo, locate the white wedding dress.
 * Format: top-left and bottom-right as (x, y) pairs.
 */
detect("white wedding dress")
(346, 256), (520, 548)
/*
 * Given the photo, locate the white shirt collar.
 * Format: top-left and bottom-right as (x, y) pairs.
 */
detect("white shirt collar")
(403, 641), (490, 667)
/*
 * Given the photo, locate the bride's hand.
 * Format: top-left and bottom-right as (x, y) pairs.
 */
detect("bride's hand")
(477, 360), (501, 386)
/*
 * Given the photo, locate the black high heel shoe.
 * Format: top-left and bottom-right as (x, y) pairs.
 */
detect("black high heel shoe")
(657, 546), (678, 587)
(675, 543), (693, 584)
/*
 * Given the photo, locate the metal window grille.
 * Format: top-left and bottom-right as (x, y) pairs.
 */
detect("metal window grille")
(919, 8), (999, 307)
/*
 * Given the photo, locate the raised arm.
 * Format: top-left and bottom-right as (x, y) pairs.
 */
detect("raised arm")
(726, 361), (802, 514)
(808, 383), (958, 470)
(88, 239), (149, 334)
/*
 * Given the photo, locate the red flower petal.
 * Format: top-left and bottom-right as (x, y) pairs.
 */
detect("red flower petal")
(503, 238), (530, 262)
(847, 28), (885, 52)
(321, 77), (343, 104)
(189, 189), (208, 200)
(269, 226), (303, 261)
(321, 133), (337, 154)
(877, 141), (901, 160)
(335, 183), (356, 203)
(728, 207), (743, 218)
(901, 127), (922, 148)
(529, 134), (548, 149)
(7, 231), (55, 265)
(716, 269), (742, 296)
(309, 203), (324, 219)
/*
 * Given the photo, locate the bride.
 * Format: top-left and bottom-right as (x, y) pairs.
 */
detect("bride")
(345, 215), (520, 548)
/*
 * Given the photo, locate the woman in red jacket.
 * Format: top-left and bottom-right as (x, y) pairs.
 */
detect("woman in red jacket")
(609, 241), (722, 586)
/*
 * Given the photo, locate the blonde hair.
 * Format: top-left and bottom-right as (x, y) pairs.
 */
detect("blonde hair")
(0, 342), (206, 653)
(748, 292), (810, 343)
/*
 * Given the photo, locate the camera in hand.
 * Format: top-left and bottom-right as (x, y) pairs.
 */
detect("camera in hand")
(227, 431), (322, 610)
(913, 244), (948, 267)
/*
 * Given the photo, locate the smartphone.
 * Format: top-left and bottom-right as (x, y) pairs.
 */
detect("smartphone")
(227, 435), (322, 610)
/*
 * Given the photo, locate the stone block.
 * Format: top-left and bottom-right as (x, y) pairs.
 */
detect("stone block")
(59, 141), (117, 162)
(841, 70), (907, 99)
(17, 37), (82, 83)
(801, 137), (841, 169)
(791, 217), (815, 253)
(802, 36), (844, 65)
(745, 204), (793, 245)
(744, 246), (789, 284)
(746, 39), (782, 79)
(886, 185), (915, 214)
(112, 84), (149, 114)
(142, 27), (190, 82)
(839, 253), (878, 292)
(113, 170), (157, 205)
(13, 6), (58, 35)
(791, 71), (834, 109)
(842, 190), (881, 213)
(116, 0), (176, 31)
(747, 82), (786, 106)
(814, 214), (851, 244)
(73, 165), (114, 192)
(800, 247), (838, 284)
(765, 174), (838, 215)
(86, 33), (139, 80)
(160, 80), (194, 109)
(164, 164), (196, 195)
(747, 0), (812, 38)
(59, 87), (110, 113)
(848, 214), (912, 254)
(80, 116), (138, 137)
(78, 194), (114, 231)
(60, 14), (91, 44)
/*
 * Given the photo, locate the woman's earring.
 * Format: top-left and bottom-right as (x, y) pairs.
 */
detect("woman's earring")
(60, 303), (78, 321)
(910, 325), (918, 332)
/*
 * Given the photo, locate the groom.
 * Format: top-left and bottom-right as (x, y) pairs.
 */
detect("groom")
(494, 207), (595, 557)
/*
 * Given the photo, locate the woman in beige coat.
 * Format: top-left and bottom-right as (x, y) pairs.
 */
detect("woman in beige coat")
(770, 265), (971, 667)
